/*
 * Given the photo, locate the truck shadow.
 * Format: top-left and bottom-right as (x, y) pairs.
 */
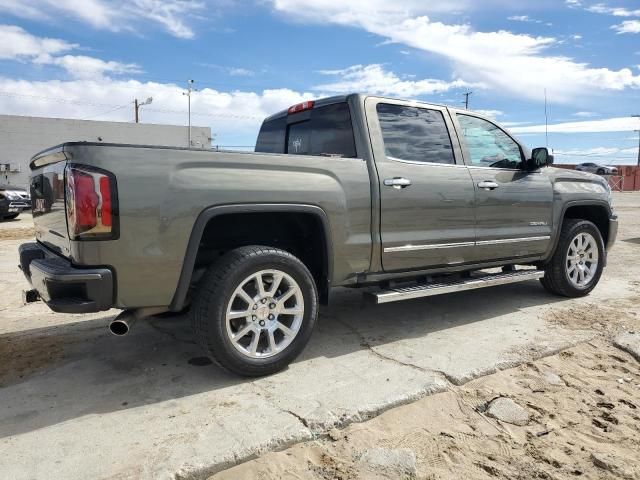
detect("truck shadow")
(0, 281), (569, 438)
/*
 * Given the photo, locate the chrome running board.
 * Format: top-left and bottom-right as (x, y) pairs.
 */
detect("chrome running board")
(369, 270), (545, 304)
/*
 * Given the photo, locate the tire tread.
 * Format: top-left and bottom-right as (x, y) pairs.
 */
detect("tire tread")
(191, 245), (317, 376)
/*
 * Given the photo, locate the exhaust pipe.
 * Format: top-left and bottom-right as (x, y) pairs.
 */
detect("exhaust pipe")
(109, 311), (136, 336)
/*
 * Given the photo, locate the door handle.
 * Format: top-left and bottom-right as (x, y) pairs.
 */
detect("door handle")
(384, 177), (412, 189)
(477, 181), (499, 190)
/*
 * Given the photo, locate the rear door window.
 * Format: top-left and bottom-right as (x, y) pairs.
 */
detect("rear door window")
(376, 104), (455, 164)
(256, 102), (357, 158)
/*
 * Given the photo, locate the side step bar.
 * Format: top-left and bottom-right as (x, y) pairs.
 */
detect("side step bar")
(368, 270), (545, 304)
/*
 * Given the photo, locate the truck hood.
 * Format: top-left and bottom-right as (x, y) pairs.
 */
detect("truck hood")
(545, 166), (608, 186)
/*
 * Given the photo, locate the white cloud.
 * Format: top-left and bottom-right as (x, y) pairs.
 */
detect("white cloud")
(613, 20), (640, 34)
(474, 109), (503, 119)
(0, 25), (140, 79)
(270, 1), (640, 103)
(0, 76), (311, 143)
(573, 111), (597, 117)
(586, 4), (640, 17)
(314, 64), (476, 97)
(229, 68), (255, 77)
(44, 55), (142, 79)
(511, 117), (640, 134)
(0, 24), (75, 61)
(565, 0), (582, 6)
(555, 146), (636, 156)
(508, 15), (547, 24)
(0, 0), (206, 39)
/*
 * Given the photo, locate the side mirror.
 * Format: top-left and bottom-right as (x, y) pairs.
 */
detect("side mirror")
(529, 147), (554, 169)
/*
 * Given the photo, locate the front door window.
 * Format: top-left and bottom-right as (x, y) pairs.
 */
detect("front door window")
(457, 115), (524, 169)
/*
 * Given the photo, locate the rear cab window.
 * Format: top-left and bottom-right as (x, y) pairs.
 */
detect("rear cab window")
(255, 102), (357, 158)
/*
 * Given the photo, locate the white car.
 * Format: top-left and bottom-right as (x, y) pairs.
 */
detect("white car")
(575, 163), (618, 175)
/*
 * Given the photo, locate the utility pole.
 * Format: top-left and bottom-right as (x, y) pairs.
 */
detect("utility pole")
(183, 80), (196, 147)
(134, 97), (153, 123)
(462, 91), (472, 110)
(633, 115), (640, 167)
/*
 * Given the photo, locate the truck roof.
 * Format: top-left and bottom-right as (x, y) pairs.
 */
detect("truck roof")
(263, 93), (451, 123)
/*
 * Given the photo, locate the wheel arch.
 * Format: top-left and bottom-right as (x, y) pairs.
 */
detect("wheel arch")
(169, 204), (333, 312)
(547, 200), (612, 261)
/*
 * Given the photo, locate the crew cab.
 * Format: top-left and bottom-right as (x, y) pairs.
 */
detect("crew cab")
(19, 94), (617, 376)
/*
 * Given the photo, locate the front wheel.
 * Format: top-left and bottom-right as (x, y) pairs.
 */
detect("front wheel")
(540, 219), (605, 297)
(191, 246), (318, 376)
(3, 214), (19, 220)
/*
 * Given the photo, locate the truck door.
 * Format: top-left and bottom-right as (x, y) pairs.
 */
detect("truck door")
(452, 113), (553, 262)
(365, 98), (476, 272)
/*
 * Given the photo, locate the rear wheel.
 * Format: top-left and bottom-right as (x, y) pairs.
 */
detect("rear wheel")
(597, 168), (605, 175)
(191, 245), (318, 376)
(540, 219), (604, 297)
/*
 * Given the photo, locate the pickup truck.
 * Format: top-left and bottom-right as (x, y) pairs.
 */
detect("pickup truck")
(19, 93), (617, 376)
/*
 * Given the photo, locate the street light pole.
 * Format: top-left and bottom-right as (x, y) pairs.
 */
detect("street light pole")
(134, 97), (153, 124)
(183, 80), (196, 147)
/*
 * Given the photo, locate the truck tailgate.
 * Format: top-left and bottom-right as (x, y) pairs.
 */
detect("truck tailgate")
(30, 149), (71, 257)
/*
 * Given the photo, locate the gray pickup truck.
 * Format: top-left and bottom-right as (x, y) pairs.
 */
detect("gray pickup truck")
(19, 93), (617, 376)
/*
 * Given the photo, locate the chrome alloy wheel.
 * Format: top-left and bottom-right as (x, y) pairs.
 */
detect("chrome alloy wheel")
(566, 232), (599, 288)
(225, 269), (304, 359)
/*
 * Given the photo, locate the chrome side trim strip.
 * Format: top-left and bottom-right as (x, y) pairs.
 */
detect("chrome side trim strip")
(372, 270), (545, 304)
(384, 241), (474, 253)
(476, 235), (550, 246)
(384, 235), (550, 253)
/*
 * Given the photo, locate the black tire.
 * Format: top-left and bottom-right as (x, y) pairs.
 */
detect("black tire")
(540, 219), (605, 297)
(3, 214), (19, 220)
(191, 245), (318, 376)
(596, 169), (605, 175)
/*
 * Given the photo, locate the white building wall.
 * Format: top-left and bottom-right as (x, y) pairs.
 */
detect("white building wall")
(0, 115), (211, 188)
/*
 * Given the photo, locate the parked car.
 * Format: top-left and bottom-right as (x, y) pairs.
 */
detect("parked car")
(19, 94), (617, 376)
(575, 162), (618, 175)
(0, 185), (30, 220)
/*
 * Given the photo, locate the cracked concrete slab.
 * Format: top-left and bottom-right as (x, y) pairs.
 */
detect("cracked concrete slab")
(2, 193), (640, 480)
(613, 331), (640, 361)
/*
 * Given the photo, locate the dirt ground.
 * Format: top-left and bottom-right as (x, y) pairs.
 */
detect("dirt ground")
(213, 195), (640, 480)
(213, 327), (640, 480)
(2, 197), (640, 480)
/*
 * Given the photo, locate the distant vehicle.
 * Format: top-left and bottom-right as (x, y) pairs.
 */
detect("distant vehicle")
(0, 185), (30, 220)
(575, 163), (618, 175)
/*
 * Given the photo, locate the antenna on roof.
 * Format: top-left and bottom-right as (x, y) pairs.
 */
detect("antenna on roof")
(544, 88), (549, 148)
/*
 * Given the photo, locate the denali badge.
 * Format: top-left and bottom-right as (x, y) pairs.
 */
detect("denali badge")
(529, 221), (548, 226)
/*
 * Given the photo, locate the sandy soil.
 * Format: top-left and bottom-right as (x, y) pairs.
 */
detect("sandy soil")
(213, 331), (640, 480)
(212, 195), (640, 480)
(0, 227), (35, 241)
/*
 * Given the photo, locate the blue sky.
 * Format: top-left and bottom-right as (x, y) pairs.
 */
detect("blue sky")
(0, 0), (639, 163)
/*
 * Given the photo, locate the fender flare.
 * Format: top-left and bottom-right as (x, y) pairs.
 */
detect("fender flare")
(169, 203), (333, 311)
(545, 199), (613, 261)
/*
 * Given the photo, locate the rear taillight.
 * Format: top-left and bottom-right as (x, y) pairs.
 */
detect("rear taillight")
(65, 165), (118, 240)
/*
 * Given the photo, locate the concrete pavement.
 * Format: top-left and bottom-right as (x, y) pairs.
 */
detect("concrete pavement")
(1, 193), (639, 479)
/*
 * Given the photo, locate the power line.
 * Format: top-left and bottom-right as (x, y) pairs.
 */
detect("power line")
(83, 104), (130, 121)
(0, 90), (264, 120)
